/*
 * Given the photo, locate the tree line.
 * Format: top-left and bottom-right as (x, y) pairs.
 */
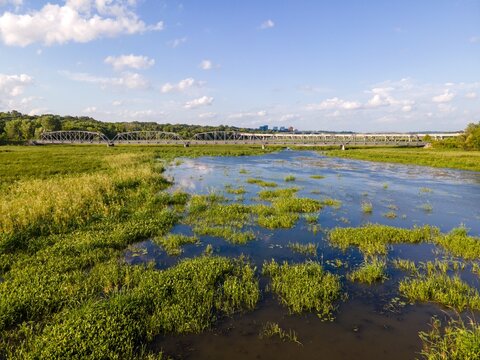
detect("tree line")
(0, 111), (252, 143)
(430, 122), (480, 150)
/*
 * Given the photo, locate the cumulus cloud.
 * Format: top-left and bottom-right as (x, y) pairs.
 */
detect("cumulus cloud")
(260, 19), (274, 29)
(168, 37), (187, 48)
(432, 89), (455, 103)
(161, 77), (197, 93)
(184, 96), (213, 109)
(104, 54), (154, 71)
(61, 70), (149, 90)
(0, 0), (163, 46)
(228, 110), (267, 119)
(199, 59), (214, 70)
(306, 97), (362, 111)
(0, 73), (32, 96)
(465, 92), (477, 99)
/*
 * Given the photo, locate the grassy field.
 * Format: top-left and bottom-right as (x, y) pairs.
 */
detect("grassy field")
(325, 147), (480, 172)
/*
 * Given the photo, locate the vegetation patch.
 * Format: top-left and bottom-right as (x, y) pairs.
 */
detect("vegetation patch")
(288, 242), (318, 257)
(260, 322), (301, 345)
(329, 224), (439, 257)
(225, 185), (246, 195)
(434, 226), (480, 260)
(361, 201), (373, 214)
(153, 234), (199, 256)
(419, 317), (480, 360)
(347, 258), (388, 284)
(258, 187), (299, 200)
(310, 175), (325, 179)
(262, 260), (341, 320)
(284, 175), (296, 182)
(246, 178), (278, 187)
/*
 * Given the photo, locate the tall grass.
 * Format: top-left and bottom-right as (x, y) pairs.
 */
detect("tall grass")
(262, 260), (341, 320)
(347, 258), (388, 284)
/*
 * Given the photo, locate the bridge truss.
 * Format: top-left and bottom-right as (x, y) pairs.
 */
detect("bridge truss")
(112, 131), (185, 144)
(39, 131), (110, 144)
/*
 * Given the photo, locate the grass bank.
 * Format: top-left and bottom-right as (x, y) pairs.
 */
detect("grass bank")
(324, 147), (480, 172)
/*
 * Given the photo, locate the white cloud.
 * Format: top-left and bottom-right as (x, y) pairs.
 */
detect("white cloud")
(432, 89), (455, 103)
(83, 106), (97, 113)
(0, 0), (163, 47)
(199, 59), (213, 70)
(228, 110), (267, 119)
(184, 96), (213, 109)
(306, 97), (362, 111)
(61, 70), (149, 90)
(104, 54), (154, 71)
(198, 112), (217, 119)
(465, 92), (477, 99)
(112, 100), (123, 106)
(0, 73), (32, 96)
(161, 77), (197, 93)
(260, 19), (274, 29)
(168, 37), (187, 48)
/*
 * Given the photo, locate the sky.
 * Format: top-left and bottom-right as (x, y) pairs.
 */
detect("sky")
(0, 0), (479, 131)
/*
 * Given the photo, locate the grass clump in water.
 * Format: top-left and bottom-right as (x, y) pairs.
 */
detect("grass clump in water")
(383, 211), (397, 219)
(399, 272), (480, 311)
(260, 322), (302, 345)
(284, 175), (296, 182)
(153, 234), (199, 256)
(434, 226), (480, 260)
(225, 185), (246, 195)
(421, 203), (433, 212)
(288, 242), (318, 257)
(419, 317), (480, 360)
(258, 187), (298, 200)
(257, 212), (299, 229)
(272, 197), (322, 213)
(246, 178), (278, 187)
(347, 258), (388, 284)
(420, 187), (433, 193)
(310, 175), (325, 179)
(361, 201), (373, 214)
(320, 198), (342, 208)
(194, 226), (255, 245)
(329, 224), (439, 257)
(392, 258), (419, 274)
(262, 260), (341, 320)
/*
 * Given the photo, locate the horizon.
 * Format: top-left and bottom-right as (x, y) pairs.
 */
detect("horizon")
(1, 1), (479, 132)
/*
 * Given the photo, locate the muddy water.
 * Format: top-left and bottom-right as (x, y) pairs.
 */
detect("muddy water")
(126, 150), (480, 359)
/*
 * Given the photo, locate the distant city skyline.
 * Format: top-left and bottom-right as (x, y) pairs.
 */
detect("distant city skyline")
(0, 0), (479, 131)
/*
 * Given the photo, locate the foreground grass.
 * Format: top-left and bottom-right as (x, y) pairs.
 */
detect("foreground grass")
(419, 318), (480, 359)
(325, 147), (480, 172)
(262, 260), (341, 320)
(347, 258), (388, 284)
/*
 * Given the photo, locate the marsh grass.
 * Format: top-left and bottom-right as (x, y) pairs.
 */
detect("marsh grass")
(361, 201), (373, 214)
(246, 178), (278, 187)
(262, 260), (341, 320)
(288, 242), (318, 256)
(329, 224), (439, 257)
(419, 317), (480, 360)
(434, 227), (480, 260)
(260, 322), (302, 345)
(421, 203), (433, 212)
(303, 214), (318, 224)
(420, 187), (433, 193)
(258, 187), (298, 200)
(153, 234), (199, 256)
(194, 226), (255, 244)
(399, 272), (480, 311)
(320, 198), (342, 208)
(392, 258), (419, 274)
(310, 175), (325, 179)
(383, 211), (397, 219)
(225, 185), (246, 195)
(347, 258), (388, 284)
(284, 175), (296, 182)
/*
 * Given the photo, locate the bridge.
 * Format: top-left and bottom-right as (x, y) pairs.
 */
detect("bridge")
(38, 130), (462, 147)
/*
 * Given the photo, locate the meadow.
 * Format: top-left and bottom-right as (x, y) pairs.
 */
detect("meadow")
(1, 144), (479, 359)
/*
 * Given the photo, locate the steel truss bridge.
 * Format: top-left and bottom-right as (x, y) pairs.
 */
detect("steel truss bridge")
(38, 130), (461, 147)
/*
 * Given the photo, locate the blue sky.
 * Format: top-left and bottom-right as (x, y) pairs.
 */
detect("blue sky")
(0, 0), (479, 131)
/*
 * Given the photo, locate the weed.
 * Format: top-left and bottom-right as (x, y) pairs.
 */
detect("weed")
(153, 234), (199, 256)
(310, 175), (325, 179)
(434, 226), (480, 260)
(288, 242), (318, 256)
(225, 185), (246, 195)
(258, 187), (298, 200)
(284, 175), (296, 182)
(262, 260), (341, 320)
(421, 203), (433, 212)
(420, 187), (433, 193)
(246, 178), (278, 187)
(347, 258), (388, 284)
(383, 211), (397, 219)
(260, 322), (302, 345)
(361, 201), (373, 214)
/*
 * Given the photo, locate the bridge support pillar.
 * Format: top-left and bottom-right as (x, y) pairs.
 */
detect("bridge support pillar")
(341, 144), (345, 151)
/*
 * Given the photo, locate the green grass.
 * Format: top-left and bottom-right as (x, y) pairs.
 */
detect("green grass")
(284, 175), (296, 182)
(288, 242), (318, 256)
(329, 224), (439, 257)
(399, 272), (480, 311)
(419, 317), (480, 360)
(194, 226), (255, 244)
(153, 234), (199, 256)
(325, 147), (480, 172)
(361, 201), (373, 214)
(260, 322), (302, 345)
(257, 187), (298, 200)
(383, 211), (397, 219)
(262, 260), (341, 320)
(225, 185), (246, 195)
(246, 178), (278, 187)
(347, 258), (388, 284)
(434, 226), (480, 260)
(310, 175), (325, 179)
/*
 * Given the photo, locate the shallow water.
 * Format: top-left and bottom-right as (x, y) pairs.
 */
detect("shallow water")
(125, 150), (480, 359)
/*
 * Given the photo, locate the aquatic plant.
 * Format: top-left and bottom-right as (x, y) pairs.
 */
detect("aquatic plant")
(153, 234), (199, 256)
(329, 224), (439, 256)
(257, 187), (298, 200)
(347, 258), (388, 284)
(419, 317), (480, 360)
(399, 272), (480, 311)
(361, 201), (373, 214)
(260, 322), (302, 345)
(246, 178), (278, 187)
(303, 214), (318, 224)
(310, 175), (325, 179)
(320, 198), (342, 208)
(194, 226), (255, 244)
(262, 260), (341, 320)
(421, 203), (433, 212)
(284, 175), (296, 182)
(392, 258), (418, 274)
(288, 242), (318, 256)
(225, 185), (246, 195)
(420, 187), (433, 193)
(383, 211), (397, 219)
(433, 226), (480, 260)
